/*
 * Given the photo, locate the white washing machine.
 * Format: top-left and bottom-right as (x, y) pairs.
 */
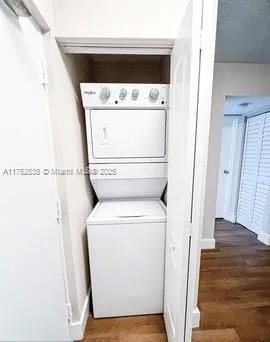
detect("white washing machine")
(81, 83), (169, 318)
(87, 199), (166, 318)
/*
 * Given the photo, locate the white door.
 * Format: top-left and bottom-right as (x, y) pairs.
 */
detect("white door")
(164, 0), (203, 341)
(252, 113), (270, 232)
(251, 113), (270, 234)
(237, 114), (265, 233)
(216, 116), (237, 218)
(0, 6), (70, 342)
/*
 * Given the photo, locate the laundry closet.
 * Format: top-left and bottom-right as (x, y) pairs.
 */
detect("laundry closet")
(0, 1), (218, 342)
(68, 53), (171, 319)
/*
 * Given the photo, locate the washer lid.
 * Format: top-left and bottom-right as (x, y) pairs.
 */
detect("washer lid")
(87, 200), (166, 225)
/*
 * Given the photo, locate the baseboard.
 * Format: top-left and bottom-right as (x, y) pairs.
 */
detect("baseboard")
(70, 290), (90, 341)
(258, 231), (270, 246)
(192, 307), (200, 328)
(201, 238), (216, 250)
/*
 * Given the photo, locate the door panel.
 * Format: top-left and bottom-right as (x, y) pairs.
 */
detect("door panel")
(164, 1), (203, 341)
(251, 113), (270, 233)
(237, 115), (265, 233)
(91, 109), (166, 158)
(216, 116), (235, 218)
(0, 8), (70, 341)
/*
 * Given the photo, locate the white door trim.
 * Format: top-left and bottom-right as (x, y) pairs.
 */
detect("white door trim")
(70, 291), (90, 341)
(186, 0), (219, 341)
(20, 0), (51, 32)
(201, 238), (216, 250)
(57, 37), (174, 55)
(192, 307), (201, 328)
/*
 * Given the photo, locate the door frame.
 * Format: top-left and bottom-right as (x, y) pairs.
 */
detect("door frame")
(185, 0), (219, 340)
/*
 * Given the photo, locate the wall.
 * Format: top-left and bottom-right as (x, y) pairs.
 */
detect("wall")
(203, 63), (270, 239)
(53, 0), (187, 39)
(44, 36), (95, 321)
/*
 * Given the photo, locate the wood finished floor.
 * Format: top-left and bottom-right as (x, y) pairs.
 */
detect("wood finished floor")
(194, 219), (270, 341)
(83, 314), (167, 341)
(83, 220), (270, 341)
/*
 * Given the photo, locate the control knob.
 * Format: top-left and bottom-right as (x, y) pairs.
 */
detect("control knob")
(132, 89), (139, 100)
(149, 88), (159, 101)
(119, 88), (127, 100)
(100, 87), (110, 100)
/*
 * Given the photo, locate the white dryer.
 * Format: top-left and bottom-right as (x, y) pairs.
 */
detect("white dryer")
(81, 83), (168, 199)
(80, 83), (169, 318)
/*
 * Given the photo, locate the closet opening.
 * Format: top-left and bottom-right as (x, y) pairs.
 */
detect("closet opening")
(57, 50), (171, 322)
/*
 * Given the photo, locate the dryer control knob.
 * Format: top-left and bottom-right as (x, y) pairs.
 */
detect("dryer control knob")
(119, 88), (127, 100)
(149, 88), (159, 101)
(132, 89), (139, 100)
(100, 87), (110, 100)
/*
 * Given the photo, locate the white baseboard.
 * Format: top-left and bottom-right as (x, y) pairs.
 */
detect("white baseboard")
(70, 290), (90, 341)
(192, 307), (200, 328)
(258, 231), (270, 246)
(201, 238), (216, 250)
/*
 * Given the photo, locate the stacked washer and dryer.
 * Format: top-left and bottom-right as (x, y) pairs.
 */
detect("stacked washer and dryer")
(80, 83), (169, 318)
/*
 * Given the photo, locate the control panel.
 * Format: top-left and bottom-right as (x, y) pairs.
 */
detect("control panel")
(80, 83), (169, 108)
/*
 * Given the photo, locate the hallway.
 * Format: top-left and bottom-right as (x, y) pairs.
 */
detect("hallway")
(193, 220), (270, 341)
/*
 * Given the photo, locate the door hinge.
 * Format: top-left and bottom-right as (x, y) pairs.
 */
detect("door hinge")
(66, 302), (73, 322)
(56, 198), (62, 225)
(200, 30), (206, 50)
(41, 59), (48, 89)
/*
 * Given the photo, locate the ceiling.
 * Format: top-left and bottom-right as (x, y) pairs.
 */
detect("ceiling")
(224, 96), (270, 115)
(215, 0), (270, 63)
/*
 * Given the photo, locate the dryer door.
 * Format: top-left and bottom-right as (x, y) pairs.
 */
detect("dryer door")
(90, 109), (166, 159)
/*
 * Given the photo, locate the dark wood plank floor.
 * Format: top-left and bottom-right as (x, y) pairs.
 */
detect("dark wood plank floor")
(193, 219), (270, 341)
(83, 219), (270, 341)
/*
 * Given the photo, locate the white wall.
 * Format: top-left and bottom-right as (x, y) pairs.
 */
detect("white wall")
(203, 63), (270, 239)
(45, 35), (95, 320)
(53, 0), (186, 39)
